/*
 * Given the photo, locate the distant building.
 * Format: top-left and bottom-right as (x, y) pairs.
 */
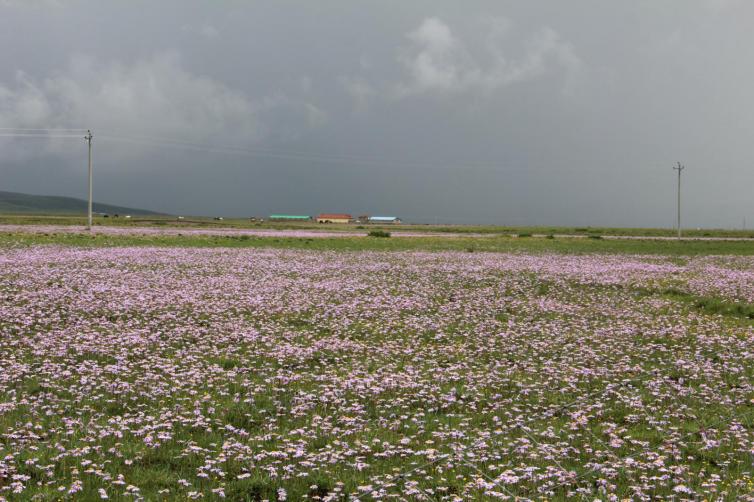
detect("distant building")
(357, 214), (370, 224)
(269, 214), (311, 222)
(368, 216), (402, 224)
(316, 213), (352, 224)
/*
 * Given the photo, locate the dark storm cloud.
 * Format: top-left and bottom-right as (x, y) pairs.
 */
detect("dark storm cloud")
(1, 0), (753, 227)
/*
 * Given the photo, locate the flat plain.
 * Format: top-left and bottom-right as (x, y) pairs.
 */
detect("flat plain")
(1, 223), (753, 500)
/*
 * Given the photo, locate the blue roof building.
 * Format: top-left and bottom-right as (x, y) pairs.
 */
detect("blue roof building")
(368, 216), (402, 224)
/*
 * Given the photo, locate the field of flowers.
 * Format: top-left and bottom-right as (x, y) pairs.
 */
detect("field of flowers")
(1, 245), (754, 500)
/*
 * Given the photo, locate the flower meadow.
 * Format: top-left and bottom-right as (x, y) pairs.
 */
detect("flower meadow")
(1, 246), (754, 501)
(0, 225), (471, 240)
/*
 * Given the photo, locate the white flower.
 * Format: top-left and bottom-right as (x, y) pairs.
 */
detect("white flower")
(673, 484), (694, 494)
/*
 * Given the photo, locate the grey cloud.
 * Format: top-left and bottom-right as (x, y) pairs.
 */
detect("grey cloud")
(0, 52), (261, 145)
(338, 76), (376, 113)
(0, 51), (329, 165)
(304, 103), (328, 128)
(1, 1), (753, 227)
(393, 17), (581, 97)
(181, 24), (220, 40)
(701, 0), (745, 11)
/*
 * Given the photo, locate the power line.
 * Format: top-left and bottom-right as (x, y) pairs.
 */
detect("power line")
(1, 128), (94, 230)
(96, 132), (504, 171)
(3, 128), (543, 174)
(3, 127), (618, 176)
(0, 127), (87, 131)
(0, 133), (84, 138)
(96, 132), (554, 174)
(0, 127), (602, 174)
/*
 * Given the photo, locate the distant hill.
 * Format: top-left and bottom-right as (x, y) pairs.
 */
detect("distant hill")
(0, 191), (163, 215)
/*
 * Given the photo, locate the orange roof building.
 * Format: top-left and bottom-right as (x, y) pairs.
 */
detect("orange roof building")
(316, 213), (352, 224)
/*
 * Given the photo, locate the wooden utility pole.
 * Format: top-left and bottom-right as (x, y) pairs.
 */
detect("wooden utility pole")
(85, 130), (93, 230)
(672, 162), (684, 240)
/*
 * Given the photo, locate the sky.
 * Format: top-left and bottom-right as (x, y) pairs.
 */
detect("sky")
(1, 0), (753, 227)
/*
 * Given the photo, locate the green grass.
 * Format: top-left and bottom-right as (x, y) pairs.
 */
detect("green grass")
(2, 212), (754, 239)
(655, 288), (754, 321)
(1, 231), (753, 255)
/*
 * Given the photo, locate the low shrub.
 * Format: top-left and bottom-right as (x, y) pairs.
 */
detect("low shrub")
(368, 230), (391, 238)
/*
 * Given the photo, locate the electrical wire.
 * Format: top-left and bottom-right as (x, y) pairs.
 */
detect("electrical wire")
(0, 127), (87, 132)
(1, 128), (523, 172)
(96, 132), (521, 172)
(1, 128), (620, 175)
(0, 133), (84, 138)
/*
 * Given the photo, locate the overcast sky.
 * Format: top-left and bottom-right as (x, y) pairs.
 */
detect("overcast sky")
(1, 0), (753, 226)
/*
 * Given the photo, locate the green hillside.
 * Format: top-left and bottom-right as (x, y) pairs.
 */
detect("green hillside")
(0, 191), (162, 215)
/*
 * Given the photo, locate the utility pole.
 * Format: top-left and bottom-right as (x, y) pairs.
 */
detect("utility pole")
(85, 130), (93, 230)
(672, 162), (684, 240)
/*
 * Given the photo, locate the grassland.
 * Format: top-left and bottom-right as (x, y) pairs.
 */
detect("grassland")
(2, 212), (754, 239)
(1, 223), (753, 500)
(0, 229), (753, 256)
